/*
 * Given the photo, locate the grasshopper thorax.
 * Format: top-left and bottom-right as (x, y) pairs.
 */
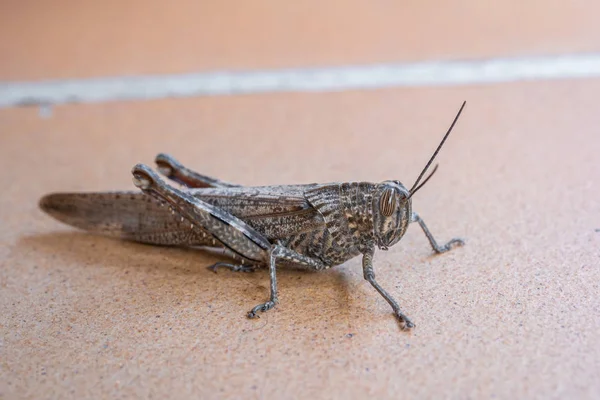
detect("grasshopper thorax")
(373, 181), (412, 250)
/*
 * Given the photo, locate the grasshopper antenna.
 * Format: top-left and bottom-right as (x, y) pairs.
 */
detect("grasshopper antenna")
(408, 101), (466, 199)
(409, 164), (439, 198)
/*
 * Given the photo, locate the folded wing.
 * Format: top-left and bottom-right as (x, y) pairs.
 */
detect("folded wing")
(40, 185), (324, 246)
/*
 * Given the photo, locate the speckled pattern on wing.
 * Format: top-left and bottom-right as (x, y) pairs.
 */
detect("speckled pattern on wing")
(39, 192), (207, 246)
(191, 185), (325, 240)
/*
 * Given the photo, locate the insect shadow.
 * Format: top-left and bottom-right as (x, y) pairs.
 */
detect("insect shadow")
(17, 231), (357, 321)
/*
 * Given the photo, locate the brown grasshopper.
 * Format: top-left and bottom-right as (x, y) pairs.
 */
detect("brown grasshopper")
(39, 102), (466, 330)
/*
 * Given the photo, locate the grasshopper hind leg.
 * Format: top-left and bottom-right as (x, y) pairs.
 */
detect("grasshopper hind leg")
(247, 244), (325, 318)
(132, 164), (269, 261)
(155, 153), (240, 188)
(131, 164), (326, 320)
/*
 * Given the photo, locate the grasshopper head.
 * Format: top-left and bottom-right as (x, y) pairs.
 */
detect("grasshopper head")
(373, 181), (412, 250)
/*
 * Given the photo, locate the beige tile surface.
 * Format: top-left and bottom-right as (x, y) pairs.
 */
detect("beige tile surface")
(2, 0), (600, 80)
(1, 80), (599, 398)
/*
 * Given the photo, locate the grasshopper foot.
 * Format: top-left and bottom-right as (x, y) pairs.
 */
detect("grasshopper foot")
(395, 312), (415, 331)
(247, 301), (277, 319)
(435, 237), (465, 254)
(208, 262), (255, 273)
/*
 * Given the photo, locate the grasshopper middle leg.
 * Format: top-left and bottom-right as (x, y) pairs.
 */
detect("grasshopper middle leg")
(247, 244), (325, 318)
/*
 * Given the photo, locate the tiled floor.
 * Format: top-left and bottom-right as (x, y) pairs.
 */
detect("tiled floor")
(1, 3), (599, 400)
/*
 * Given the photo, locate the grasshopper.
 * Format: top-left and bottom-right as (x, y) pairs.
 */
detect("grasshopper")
(39, 102), (466, 330)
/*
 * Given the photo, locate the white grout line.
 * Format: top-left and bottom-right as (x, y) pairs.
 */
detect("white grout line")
(2, 53), (600, 108)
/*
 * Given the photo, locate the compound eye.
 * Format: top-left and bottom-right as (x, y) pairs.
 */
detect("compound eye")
(379, 187), (397, 217)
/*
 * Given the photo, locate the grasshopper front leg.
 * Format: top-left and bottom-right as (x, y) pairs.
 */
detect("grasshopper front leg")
(412, 212), (465, 254)
(131, 164), (325, 319)
(362, 248), (415, 330)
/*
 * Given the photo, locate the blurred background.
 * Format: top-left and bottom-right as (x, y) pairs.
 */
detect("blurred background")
(2, 1), (600, 90)
(2, 2), (600, 400)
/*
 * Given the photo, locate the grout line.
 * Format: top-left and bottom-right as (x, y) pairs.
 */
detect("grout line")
(2, 53), (600, 108)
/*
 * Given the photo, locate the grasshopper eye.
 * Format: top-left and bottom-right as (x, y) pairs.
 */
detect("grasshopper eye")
(379, 187), (397, 217)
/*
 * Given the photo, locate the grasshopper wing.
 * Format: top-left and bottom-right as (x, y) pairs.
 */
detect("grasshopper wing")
(191, 185), (325, 240)
(39, 192), (205, 246)
(40, 186), (325, 245)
